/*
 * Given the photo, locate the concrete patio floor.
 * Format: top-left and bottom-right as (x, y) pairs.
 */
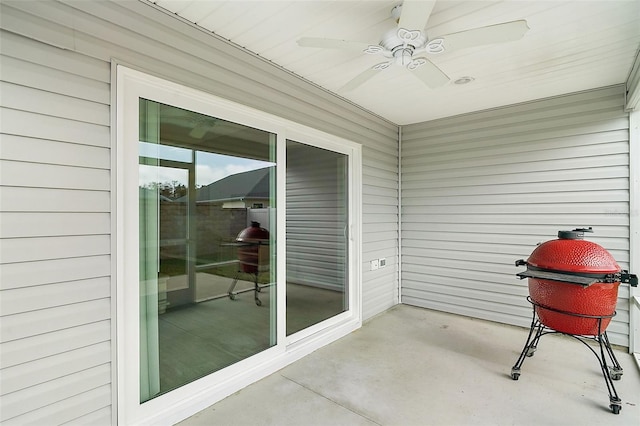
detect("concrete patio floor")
(179, 304), (640, 426)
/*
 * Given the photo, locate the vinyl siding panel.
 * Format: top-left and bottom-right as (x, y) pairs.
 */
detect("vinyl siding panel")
(401, 85), (632, 346)
(64, 406), (113, 426)
(1, 342), (110, 396)
(1, 278), (111, 316)
(1, 364), (111, 422)
(0, 55), (111, 105)
(1, 299), (111, 344)
(0, 81), (109, 125)
(0, 235), (111, 264)
(1, 160), (110, 190)
(1, 321), (111, 368)
(2, 135), (111, 169)
(0, 1), (398, 424)
(1, 212), (110, 238)
(0, 108), (110, 148)
(2, 385), (112, 426)
(0, 255), (111, 292)
(0, 187), (111, 213)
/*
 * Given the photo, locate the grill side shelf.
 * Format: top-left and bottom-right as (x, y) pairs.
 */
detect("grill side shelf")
(516, 270), (600, 286)
(515, 261), (637, 287)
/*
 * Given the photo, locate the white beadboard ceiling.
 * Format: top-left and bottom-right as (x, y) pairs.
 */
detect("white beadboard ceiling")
(145, 0), (640, 125)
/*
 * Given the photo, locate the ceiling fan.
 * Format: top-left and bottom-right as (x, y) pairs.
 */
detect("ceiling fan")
(297, 0), (529, 91)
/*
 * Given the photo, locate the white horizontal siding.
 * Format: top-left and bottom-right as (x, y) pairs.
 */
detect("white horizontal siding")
(401, 85), (632, 347)
(0, 6), (128, 422)
(64, 407), (112, 426)
(362, 142), (398, 315)
(0, 187), (111, 213)
(0, 108), (110, 146)
(0, 30), (111, 82)
(1, 364), (111, 423)
(0, 0), (398, 424)
(1, 342), (110, 396)
(1, 321), (111, 368)
(0, 160), (110, 190)
(1, 213), (110, 238)
(0, 81), (110, 125)
(1, 278), (110, 316)
(0, 235), (111, 264)
(0, 55), (111, 105)
(1, 299), (111, 343)
(2, 134), (111, 169)
(1, 256), (111, 291)
(2, 385), (112, 426)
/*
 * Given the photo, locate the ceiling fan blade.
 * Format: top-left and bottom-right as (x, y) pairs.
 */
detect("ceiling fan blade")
(439, 20), (529, 53)
(409, 58), (450, 89)
(189, 126), (208, 139)
(297, 37), (372, 52)
(339, 63), (389, 92)
(398, 0), (436, 31)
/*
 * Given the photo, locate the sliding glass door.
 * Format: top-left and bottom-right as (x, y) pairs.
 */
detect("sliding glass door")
(117, 66), (362, 424)
(285, 140), (349, 335)
(138, 99), (277, 400)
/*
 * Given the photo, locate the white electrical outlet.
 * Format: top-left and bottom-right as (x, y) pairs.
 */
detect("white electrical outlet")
(370, 259), (379, 270)
(379, 257), (386, 268)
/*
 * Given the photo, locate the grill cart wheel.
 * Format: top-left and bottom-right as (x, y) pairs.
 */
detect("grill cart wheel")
(510, 368), (520, 380)
(610, 398), (622, 414)
(609, 366), (623, 381)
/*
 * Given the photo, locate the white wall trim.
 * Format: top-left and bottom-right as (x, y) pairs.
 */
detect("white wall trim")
(626, 49), (640, 111)
(109, 59), (120, 426)
(398, 125), (403, 305)
(629, 109), (639, 356)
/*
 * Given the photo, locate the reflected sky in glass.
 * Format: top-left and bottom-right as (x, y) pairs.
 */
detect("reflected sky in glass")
(139, 141), (274, 187)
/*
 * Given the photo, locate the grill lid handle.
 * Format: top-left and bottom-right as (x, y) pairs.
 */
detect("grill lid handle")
(558, 227), (593, 240)
(621, 271), (638, 287)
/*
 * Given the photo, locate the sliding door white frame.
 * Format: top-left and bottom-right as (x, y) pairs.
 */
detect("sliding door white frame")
(115, 65), (362, 425)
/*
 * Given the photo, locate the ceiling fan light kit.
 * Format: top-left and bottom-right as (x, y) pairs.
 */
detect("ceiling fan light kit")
(296, 0), (529, 92)
(454, 76), (475, 85)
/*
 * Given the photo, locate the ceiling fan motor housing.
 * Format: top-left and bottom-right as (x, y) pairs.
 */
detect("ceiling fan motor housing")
(394, 48), (414, 66)
(381, 27), (426, 53)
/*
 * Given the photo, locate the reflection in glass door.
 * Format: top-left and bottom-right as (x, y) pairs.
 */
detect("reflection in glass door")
(139, 163), (193, 310)
(138, 99), (276, 401)
(285, 140), (349, 335)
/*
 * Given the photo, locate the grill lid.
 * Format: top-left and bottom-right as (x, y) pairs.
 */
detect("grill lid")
(526, 228), (620, 274)
(515, 228), (637, 287)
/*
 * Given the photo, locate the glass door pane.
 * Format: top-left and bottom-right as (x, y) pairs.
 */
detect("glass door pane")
(139, 99), (276, 401)
(285, 140), (349, 335)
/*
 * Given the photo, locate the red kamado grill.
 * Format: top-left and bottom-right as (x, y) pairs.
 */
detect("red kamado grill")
(227, 221), (270, 306)
(511, 227), (637, 414)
